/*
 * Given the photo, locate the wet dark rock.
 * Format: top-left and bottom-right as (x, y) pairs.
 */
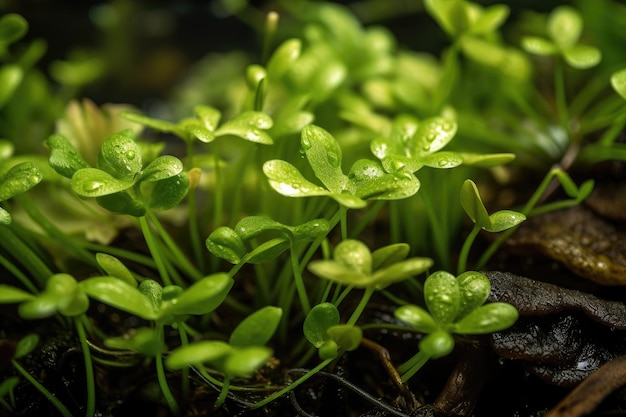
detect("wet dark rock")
(505, 205), (626, 285)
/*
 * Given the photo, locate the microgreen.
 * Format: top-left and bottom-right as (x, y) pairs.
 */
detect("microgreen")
(394, 270), (518, 381)
(303, 302), (362, 360)
(0, 161), (42, 224)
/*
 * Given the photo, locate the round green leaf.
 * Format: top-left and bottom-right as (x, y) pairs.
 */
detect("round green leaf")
(304, 303), (340, 348)
(98, 133), (142, 179)
(611, 69), (626, 100)
(456, 271), (491, 320)
(80, 276), (158, 320)
(168, 273), (233, 316)
(0, 14), (28, 45)
(394, 305), (438, 334)
(563, 45), (601, 69)
(139, 155), (183, 182)
(0, 65), (23, 110)
(224, 346), (273, 378)
(166, 341), (232, 370)
(145, 172), (189, 211)
(229, 306), (282, 347)
(453, 302), (519, 334)
(0, 162), (42, 201)
(486, 210), (526, 232)
(327, 324), (362, 351)
(71, 168), (133, 197)
(348, 159), (420, 200)
(419, 329), (455, 359)
(334, 240), (372, 276)
(548, 6), (582, 49)
(423, 271), (461, 325)
(412, 117), (457, 156)
(521, 36), (557, 56)
(206, 226), (246, 264)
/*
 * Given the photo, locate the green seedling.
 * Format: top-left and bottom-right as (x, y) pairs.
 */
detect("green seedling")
(207, 216), (330, 312)
(0, 161), (42, 224)
(308, 239), (433, 325)
(303, 302), (362, 360)
(394, 270), (518, 381)
(612, 69), (626, 101)
(458, 179), (526, 274)
(47, 131), (188, 217)
(264, 124), (421, 209)
(166, 306), (282, 408)
(371, 114), (515, 174)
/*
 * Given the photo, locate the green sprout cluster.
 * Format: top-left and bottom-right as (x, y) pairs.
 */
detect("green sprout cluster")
(1, 0), (626, 415)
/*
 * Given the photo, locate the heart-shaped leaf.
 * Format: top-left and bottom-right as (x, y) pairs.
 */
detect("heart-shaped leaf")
(71, 168), (133, 197)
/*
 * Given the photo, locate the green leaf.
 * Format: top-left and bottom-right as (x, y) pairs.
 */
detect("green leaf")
(0, 162), (42, 201)
(139, 155), (183, 182)
(304, 303), (340, 348)
(562, 45), (601, 69)
(145, 172), (189, 211)
(95, 253), (136, 287)
(263, 160), (331, 197)
(394, 305), (438, 334)
(224, 346), (272, 378)
(307, 260), (366, 286)
(166, 341), (232, 370)
(205, 227), (246, 264)
(419, 329), (455, 359)
(301, 125), (347, 194)
(229, 306), (282, 347)
(456, 271), (491, 320)
(46, 134), (91, 179)
(453, 302), (518, 334)
(0, 207), (10, 225)
(71, 168), (133, 197)
(267, 38), (302, 79)
(98, 133), (142, 179)
(122, 111), (185, 138)
(80, 276), (158, 320)
(372, 243), (410, 270)
(419, 151), (463, 169)
(194, 105), (221, 131)
(460, 179), (490, 228)
(458, 152), (515, 167)
(234, 216), (290, 241)
(14, 334), (38, 359)
(548, 6), (582, 49)
(486, 210), (526, 232)
(521, 36), (557, 56)
(139, 280), (163, 314)
(0, 65), (23, 110)
(0, 14), (28, 45)
(347, 159), (421, 200)
(611, 69), (626, 100)
(292, 219), (330, 242)
(371, 257), (433, 289)
(0, 285), (35, 303)
(245, 237), (290, 263)
(104, 327), (163, 357)
(96, 192), (146, 216)
(411, 117), (457, 156)
(334, 240), (372, 276)
(214, 111), (273, 144)
(327, 324), (362, 351)
(423, 271), (461, 325)
(168, 273), (233, 316)
(471, 4), (509, 34)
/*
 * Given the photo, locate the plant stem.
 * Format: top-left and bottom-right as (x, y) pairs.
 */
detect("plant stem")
(554, 58), (569, 138)
(215, 376), (231, 408)
(0, 225), (52, 287)
(11, 360), (73, 417)
(398, 350), (430, 382)
(74, 317), (95, 417)
(0, 253), (38, 293)
(250, 358), (334, 409)
(347, 287), (375, 326)
(139, 216), (172, 286)
(457, 224), (481, 275)
(155, 324), (180, 415)
(291, 244), (311, 314)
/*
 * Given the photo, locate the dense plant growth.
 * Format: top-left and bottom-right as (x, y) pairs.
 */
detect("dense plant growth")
(1, 0), (626, 416)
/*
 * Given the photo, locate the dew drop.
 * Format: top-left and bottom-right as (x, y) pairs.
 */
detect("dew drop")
(327, 150), (341, 168)
(438, 159), (449, 167)
(83, 181), (103, 193)
(300, 136), (312, 152)
(426, 132), (437, 142)
(125, 150), (136, 160)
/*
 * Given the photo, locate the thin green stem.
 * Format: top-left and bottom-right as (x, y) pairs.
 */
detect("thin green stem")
(554, 58), (569, 138)
(251, 358), (334, 409)
(155, 325), (180, 415)
(457, 224), (481, 275)
(11, 360), (73, 417)
(177, 324), (191, 401)
(0, 253), (38, 293)
(186, 142), (205, 272)
(347, 287), (375, 326)
(398, 350), (430, 382)
(215, 376), (231, 408)
(82, 242), (156, 268)
(291, 244), (311, 314)
(74, 317), (95, 417)
(139, 216), (172, 286)
(0, 225), (52, 287)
